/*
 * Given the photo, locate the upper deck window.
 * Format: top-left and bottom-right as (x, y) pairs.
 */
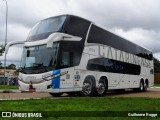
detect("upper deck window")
(27, 16), (67, 41)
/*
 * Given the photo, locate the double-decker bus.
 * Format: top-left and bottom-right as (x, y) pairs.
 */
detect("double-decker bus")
(5, 15), (154, 96)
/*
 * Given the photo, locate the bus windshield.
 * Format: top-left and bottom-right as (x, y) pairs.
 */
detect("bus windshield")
(20, 42), (59, 74)
(27, 16), (67, 41)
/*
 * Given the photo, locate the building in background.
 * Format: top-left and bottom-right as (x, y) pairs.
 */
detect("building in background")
(0, 69), (18, 85)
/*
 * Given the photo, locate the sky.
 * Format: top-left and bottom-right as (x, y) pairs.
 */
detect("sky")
(0, 0), (160, 67)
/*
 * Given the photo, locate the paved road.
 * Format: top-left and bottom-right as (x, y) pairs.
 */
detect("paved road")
(0, 92), (51, 100)
(0, 88), (160, 100)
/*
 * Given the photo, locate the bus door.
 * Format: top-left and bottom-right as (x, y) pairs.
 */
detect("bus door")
(58, 51), (75, 91)
(59, 67), (74, 89)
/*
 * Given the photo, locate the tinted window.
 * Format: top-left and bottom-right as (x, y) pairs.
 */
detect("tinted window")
(57, 41), (84, 69)
(60, 52), (72, 68)
(87, 57), (141, 75)
(88, 25), (153, 60)
(62, 16), (91, 43)
(27, 16), (67, 41)
(20, 43), (59, 74)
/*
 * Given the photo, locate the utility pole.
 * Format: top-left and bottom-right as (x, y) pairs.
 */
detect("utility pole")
(2, 0), (8, 85)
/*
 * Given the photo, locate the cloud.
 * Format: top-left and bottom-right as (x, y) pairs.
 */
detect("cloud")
(0, 24), (30, 45)
(63, 0), (160, 58)
(68, 0), (160, 31)
(0, 0), (160, 62)
(113, 28), (160, 53)
(0, 0), (73, 43)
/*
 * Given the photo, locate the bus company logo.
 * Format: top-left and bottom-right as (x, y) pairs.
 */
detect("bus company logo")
(2, 112), (11, 117)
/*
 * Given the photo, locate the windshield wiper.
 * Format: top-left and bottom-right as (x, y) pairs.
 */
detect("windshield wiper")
(32, 63), (43, 68)
(31, 63), (49, 71)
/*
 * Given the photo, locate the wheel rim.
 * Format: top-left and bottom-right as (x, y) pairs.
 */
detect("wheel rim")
(97, 82), (105, 95)
(82, 82), (92, 95)
(140, 82), (144, 91)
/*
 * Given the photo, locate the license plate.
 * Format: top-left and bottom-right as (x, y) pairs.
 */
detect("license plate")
(29, 88), (36, 92)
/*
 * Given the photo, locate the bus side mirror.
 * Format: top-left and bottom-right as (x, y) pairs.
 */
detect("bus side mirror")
(46, 33), (82, 48)
(5, 41), (26, 54)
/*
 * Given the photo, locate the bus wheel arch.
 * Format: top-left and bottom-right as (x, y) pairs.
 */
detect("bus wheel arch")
(97, 76), (108, 96)
(81, 75), (96, 96)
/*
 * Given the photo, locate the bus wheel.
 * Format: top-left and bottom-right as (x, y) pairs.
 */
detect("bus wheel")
(81, 76), (96, 96)
(144, 81), (148, 91)
(97, 78), (107, 96)
(139, 80), (144, 92)
(49, 93), (62, 97)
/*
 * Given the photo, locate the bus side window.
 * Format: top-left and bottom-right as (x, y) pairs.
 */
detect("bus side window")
(60, 52), (73, 68)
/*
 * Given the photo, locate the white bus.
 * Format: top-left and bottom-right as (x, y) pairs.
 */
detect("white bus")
(5, 15), (154, 96)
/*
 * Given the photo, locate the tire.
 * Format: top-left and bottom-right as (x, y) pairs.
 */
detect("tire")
(81, 76), (96, 96)
(49, 93), (62, 97)
(139, 80), (144, 92)
(97, 78), (108, 96)
(144, 81), (148, 91)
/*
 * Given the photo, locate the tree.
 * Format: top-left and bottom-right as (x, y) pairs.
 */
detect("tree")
(6, 64), (16, 70)
(0, 45), (5, 68)
(154, 57), (160, 73)
(0, 45), (5, 56)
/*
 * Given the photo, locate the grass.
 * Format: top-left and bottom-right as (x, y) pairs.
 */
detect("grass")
(154, 83), (160, 87)
(0, 97), (158, 111)
(0, 97), (160, 119)
(0, 85), (18, 90)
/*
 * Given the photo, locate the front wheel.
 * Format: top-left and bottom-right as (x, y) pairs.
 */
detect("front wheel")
(81, 76), (96, 96)
(49, 93), (62, 97)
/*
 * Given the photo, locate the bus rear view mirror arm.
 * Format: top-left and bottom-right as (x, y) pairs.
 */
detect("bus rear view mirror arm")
(46, 33), (82, 48)
(5, 41), (26, 54)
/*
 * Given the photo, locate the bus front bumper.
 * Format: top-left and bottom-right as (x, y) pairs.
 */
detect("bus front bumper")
(18, 80), (59, 93)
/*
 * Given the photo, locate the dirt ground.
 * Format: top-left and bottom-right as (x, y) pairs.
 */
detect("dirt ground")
(107, 88), (160, 98)
(0, 88), (160, 100)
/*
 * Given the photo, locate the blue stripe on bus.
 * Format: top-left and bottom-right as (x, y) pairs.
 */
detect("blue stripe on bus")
(52, 69), (60, 89)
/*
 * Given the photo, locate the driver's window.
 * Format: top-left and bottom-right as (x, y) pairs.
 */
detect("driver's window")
(60, 52), (72, 68)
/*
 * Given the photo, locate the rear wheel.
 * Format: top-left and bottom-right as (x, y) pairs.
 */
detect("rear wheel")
(97, 78), (107, 96)
(144, 80), (148, 91)
(139, 80), (144, 92)
(133, 80), (144, 92)
(49, 93), (62, 97)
